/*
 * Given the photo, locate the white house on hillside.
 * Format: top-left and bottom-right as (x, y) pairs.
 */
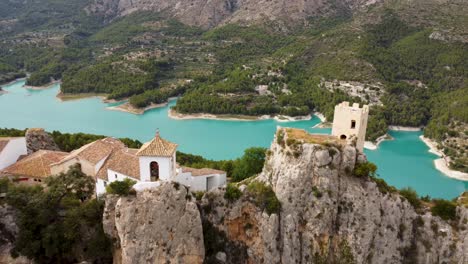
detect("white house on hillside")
(92, 132), (227, 195)
(0, 137), (27, 170)
(1, 131), (227, 195)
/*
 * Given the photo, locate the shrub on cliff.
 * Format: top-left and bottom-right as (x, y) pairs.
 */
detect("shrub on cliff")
(224, 183), (242, 202)
(247, 181), (281, 215)
(400, 187), (422, 209)
(353, 162), (377, 177)
(106, 178), (137, 196)
(431, 199), (457, 221)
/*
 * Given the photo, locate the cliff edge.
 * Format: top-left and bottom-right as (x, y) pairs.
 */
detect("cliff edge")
(105, 128), (468, 263)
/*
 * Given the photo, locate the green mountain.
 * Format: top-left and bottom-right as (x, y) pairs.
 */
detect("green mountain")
(0, 0), (466, 171)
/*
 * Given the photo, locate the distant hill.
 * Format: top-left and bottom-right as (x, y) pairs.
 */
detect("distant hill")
(85, 0), (382, 29)
(0, 0), (466, 171)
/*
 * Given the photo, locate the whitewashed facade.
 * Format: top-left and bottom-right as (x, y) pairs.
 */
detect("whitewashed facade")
(0, 137), (27, 170)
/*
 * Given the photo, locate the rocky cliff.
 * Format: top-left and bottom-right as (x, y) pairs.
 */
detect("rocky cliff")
(105, 128), (468, 263)
(86, 0), (382, 28)
(0, 205), (32, 264)
(25, 128), (60, 154)
(103, 183), (205, 264)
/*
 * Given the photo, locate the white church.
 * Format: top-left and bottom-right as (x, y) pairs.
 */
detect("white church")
(1, 131), (227, 195)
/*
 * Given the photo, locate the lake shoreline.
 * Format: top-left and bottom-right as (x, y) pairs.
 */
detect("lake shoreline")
(23, 80), (61, 90)
(168, 108), (312, 122)
(56, 90), (108, 102)
(388, 126), (423, 131)
(106, 97), (179, 115)
(364, 134), (392, 150)
(420, 135), (468, 181)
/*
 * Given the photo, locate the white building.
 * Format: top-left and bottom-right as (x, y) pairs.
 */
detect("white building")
(0, 137), (27, 170)
(1, 132), (227, 195)
(331, 101), (369, 152)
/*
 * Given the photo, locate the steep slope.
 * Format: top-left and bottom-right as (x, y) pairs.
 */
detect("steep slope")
(103, 183), (205, 263)
(104, 128), (468, 263)
(86, 0), (382, 28)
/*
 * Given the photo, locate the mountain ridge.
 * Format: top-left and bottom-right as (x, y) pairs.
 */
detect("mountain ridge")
(86, 0), (383, 29)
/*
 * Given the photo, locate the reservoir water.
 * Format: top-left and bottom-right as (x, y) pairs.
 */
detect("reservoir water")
(1, 80), (466, 199)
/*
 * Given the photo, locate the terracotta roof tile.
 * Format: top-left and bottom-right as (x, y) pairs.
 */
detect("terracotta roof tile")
(96, 148), (140, 181)
(54, 137), (125, 166)
(182, 167), (226, 177)
(2, 150), (68, 178)
(136, 134), (177, 157)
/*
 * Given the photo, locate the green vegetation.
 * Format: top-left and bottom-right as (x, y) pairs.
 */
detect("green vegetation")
(0, 128), (142, 152)
(6, 165), (112, 264)
(106, 178), (137, 196)
(353, 162), (377, 178)
(399, 187), (422, 209)
(62, 60), (175, 100)
(370, 176), (398, 194)
(1, 1), (466, 166)
(431, 199), (457, 221)
(232, 147), (267, 182)
(224, 183), (243, 202)
(246, 181), (281, 215)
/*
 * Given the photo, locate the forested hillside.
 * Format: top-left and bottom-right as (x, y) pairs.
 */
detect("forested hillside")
(0, 0), (466, 170)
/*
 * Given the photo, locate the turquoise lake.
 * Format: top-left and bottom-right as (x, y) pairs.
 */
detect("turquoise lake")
(1, 80), (466, 199)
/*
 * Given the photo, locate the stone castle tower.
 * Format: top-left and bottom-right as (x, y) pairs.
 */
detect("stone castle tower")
(331, 102), (369, 152)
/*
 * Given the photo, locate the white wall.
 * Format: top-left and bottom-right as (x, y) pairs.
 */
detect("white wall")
(96, 178), (107, 196)
(95, 169), (139, 196)
(331, 102), (369, 152)
(0, 138), (27, 170)
(174, 172), (227, 192)
(107, 169), (138, 183)
(94, 156), (109, 174)
(138, 156), (174, 182)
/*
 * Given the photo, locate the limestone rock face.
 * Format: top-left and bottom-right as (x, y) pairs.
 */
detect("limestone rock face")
(103, 182), (205, 264)
(25, 128), (60, 154)
(200, 128), (468, 263)
(103, 128), (467, 263)
(86, 0), (383, 29)
(0, 205), (32, 264)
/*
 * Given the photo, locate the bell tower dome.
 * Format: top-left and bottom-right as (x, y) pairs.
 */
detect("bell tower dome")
(136, 130), (178, 182)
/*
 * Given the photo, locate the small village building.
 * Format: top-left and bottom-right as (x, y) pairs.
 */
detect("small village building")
(0, 137), (27, 170)
(92, 132), (227, 195)
(0, 131), (227, 195)
(1, 150), (68, 184)
(50, 137), (125, 177)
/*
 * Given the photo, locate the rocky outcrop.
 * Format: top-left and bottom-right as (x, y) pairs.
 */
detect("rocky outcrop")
(25, 128), (60, 154)
(103, 182), (205, 264)
(200, 128), (468, 263)
(105, 128), (467, 263)
(86, 0), (383, 29)
(0, 205), (32, 264)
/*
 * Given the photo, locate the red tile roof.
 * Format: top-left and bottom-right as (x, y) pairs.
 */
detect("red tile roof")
(96, 148), (140, 181)
(137, 134), (178, 157)
(2, 150), (68, 178)
(54, 137), (125, 166)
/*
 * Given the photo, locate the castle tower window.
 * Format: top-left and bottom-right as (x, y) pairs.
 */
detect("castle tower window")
(150, 161), (160, 181)
(351, 120), (356, 129)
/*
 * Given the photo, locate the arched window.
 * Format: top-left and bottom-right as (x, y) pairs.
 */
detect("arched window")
(340, 135), (347, 140)
(150, 161), (159, 181)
